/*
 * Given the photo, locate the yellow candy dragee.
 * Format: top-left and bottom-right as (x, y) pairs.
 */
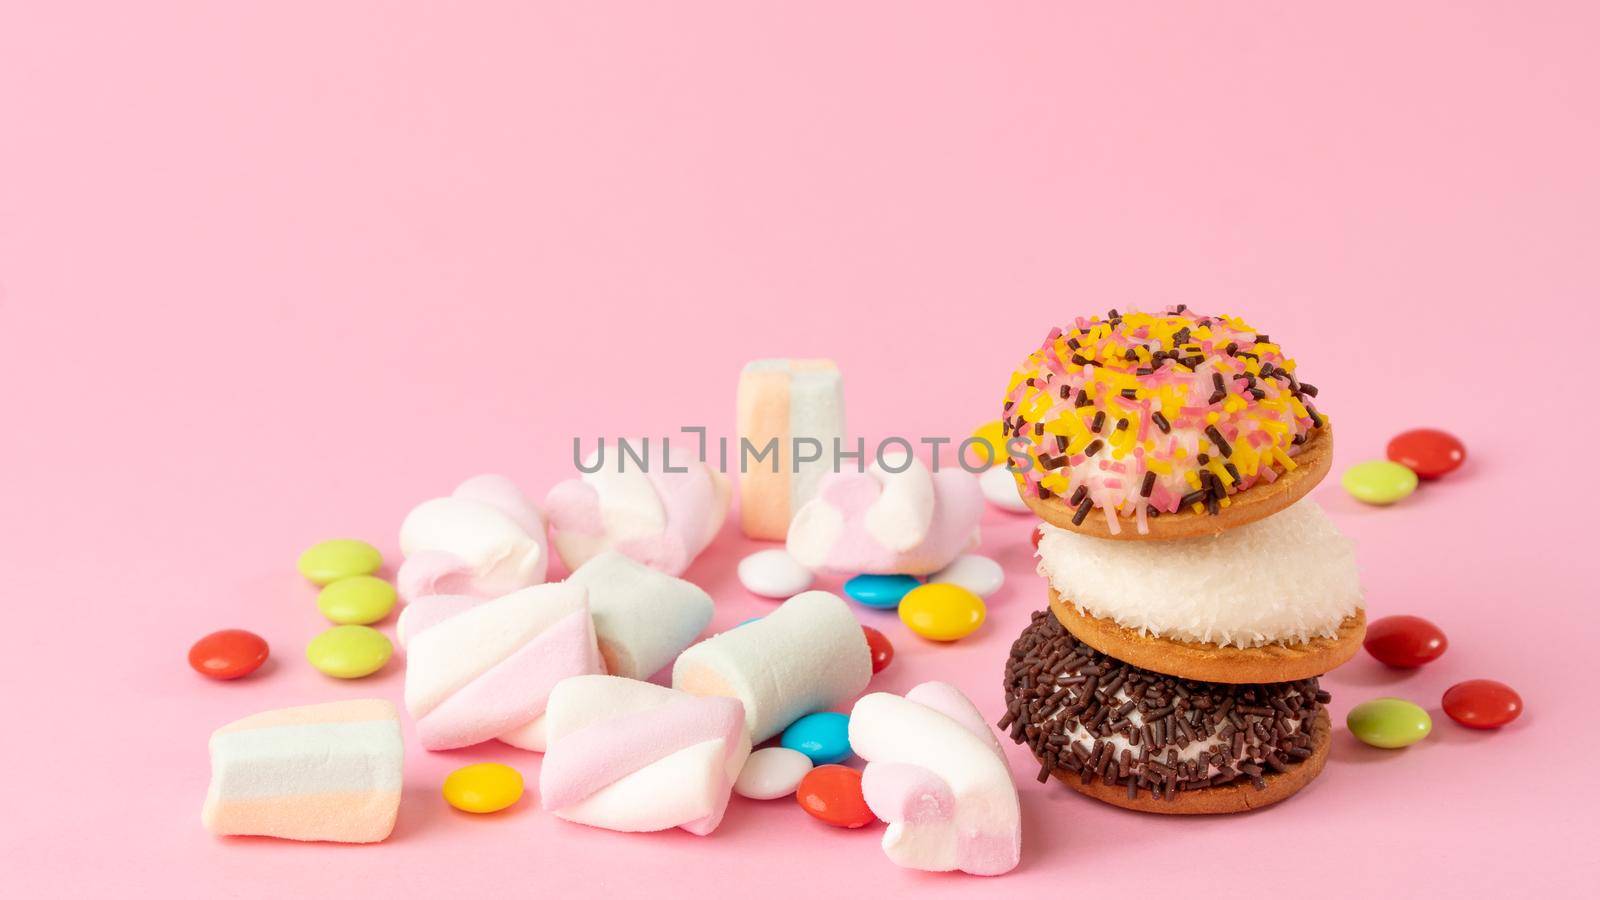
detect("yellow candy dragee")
(442, 763), (525, 813)
(968, 420), (1007, 469)
(899, 584), (986, 642)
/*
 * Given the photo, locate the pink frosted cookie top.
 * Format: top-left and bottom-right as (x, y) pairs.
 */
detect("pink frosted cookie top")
(1001, 308), (1325, 535)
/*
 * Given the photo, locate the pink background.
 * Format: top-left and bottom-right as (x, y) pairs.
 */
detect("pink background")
(3, 2), (1597, 895)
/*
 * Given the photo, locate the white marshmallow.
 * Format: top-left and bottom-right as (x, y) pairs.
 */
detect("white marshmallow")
(565, 550), (715, 680)
(540, 675), (750, 836)
(402, 582), (603, 751)
(850, 682), (1021, 876)
(397, 475), (548, 601)
(202, 700), (403, 844)
(672, 590), (871, 743)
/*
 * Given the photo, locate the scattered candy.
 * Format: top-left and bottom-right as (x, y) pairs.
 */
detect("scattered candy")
(541, 675), (748, 835)
(305, 625), (393, 679)
(188, 629), (270, 680)
(673, 591), (871, 743)
(844, 574), (920, 609)
(734, 616), (762, 628)
(296, 539), (383, 585)
(1347, 698), (1432, 749)
(1341, 460), (1418, 506)
(1030, 524), (1042, 549)
(968, 420), (1007, 469)
(737, 359), (845, 540)
(1442, 680), (1523, 730)
(851, 682), (1021, 875)
(979, 466), (1030, 513)
(1386, 428), (1465, 480)
(443, 763), (525, 814)
(316, 576), (397, 625)
(928, 554), (1004, 598)
(203, 700), (403, 843)
(862, 625), (894, 674)
(899, 583), (985, 642)
(788, 455), (982, 576)
(737, 549), (814, 599)
(796, 764), (874, 828)
(1364, 615), (1448, 668)
(735, 747), (815, 800)
(781, 712), (853, 765)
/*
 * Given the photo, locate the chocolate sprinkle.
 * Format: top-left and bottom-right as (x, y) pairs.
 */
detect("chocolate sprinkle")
(1002, 611), (1325, 801)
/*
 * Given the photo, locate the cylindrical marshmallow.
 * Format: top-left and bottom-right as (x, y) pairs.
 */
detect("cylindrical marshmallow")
(540, 675), (749, 836)
(672, 590), (870, 743)
(402, 583), (603, 751)
(565, 550), (715, 680)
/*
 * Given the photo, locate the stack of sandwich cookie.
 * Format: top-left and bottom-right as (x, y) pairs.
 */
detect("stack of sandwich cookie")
(997, 308), (1364, 814)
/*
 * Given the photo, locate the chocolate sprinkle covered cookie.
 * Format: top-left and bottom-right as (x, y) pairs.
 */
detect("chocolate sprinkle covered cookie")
(1001, 610), (1332, 814)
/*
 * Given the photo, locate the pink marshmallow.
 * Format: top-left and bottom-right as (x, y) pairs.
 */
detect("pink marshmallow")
(545, 442), (729, 577)
(850, 682), (1022, 876)
(402, 583), (603, 752)
(540, 675), (750, 835)
(397, 475), (549, 603)
(786, 456), (982, 576)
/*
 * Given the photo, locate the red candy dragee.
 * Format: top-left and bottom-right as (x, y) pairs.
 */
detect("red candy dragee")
(796, 765), (875, 828)
(1443, 680), (1523, 729)
(1386, 428), (1466, 480)
(861, 626), (894, 675)
(1363, 615), (1448, 668)
(189, 629), (270, 680)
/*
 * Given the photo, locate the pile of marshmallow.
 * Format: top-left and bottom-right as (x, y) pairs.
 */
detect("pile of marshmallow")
(201, 358), (1023, 876)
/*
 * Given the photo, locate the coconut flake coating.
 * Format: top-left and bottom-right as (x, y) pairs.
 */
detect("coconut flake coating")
(1036, 498), (1361, 648)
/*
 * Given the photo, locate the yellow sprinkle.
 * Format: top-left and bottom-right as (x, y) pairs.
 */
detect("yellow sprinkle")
(1271, 448), (1298, 471)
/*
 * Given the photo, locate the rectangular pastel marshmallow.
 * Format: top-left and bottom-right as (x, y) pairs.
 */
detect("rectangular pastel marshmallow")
(737, 359), (844, 540)
(203, 699), (403, 843)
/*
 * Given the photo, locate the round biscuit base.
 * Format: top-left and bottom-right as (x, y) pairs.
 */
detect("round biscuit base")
(1019, 422), (1333, 541)
(1043, 709), (1331, 815)
(1048, 588), (1366, 684)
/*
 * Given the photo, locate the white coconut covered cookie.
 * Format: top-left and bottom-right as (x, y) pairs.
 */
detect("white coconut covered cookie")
(1036, 497), (1361, 649)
